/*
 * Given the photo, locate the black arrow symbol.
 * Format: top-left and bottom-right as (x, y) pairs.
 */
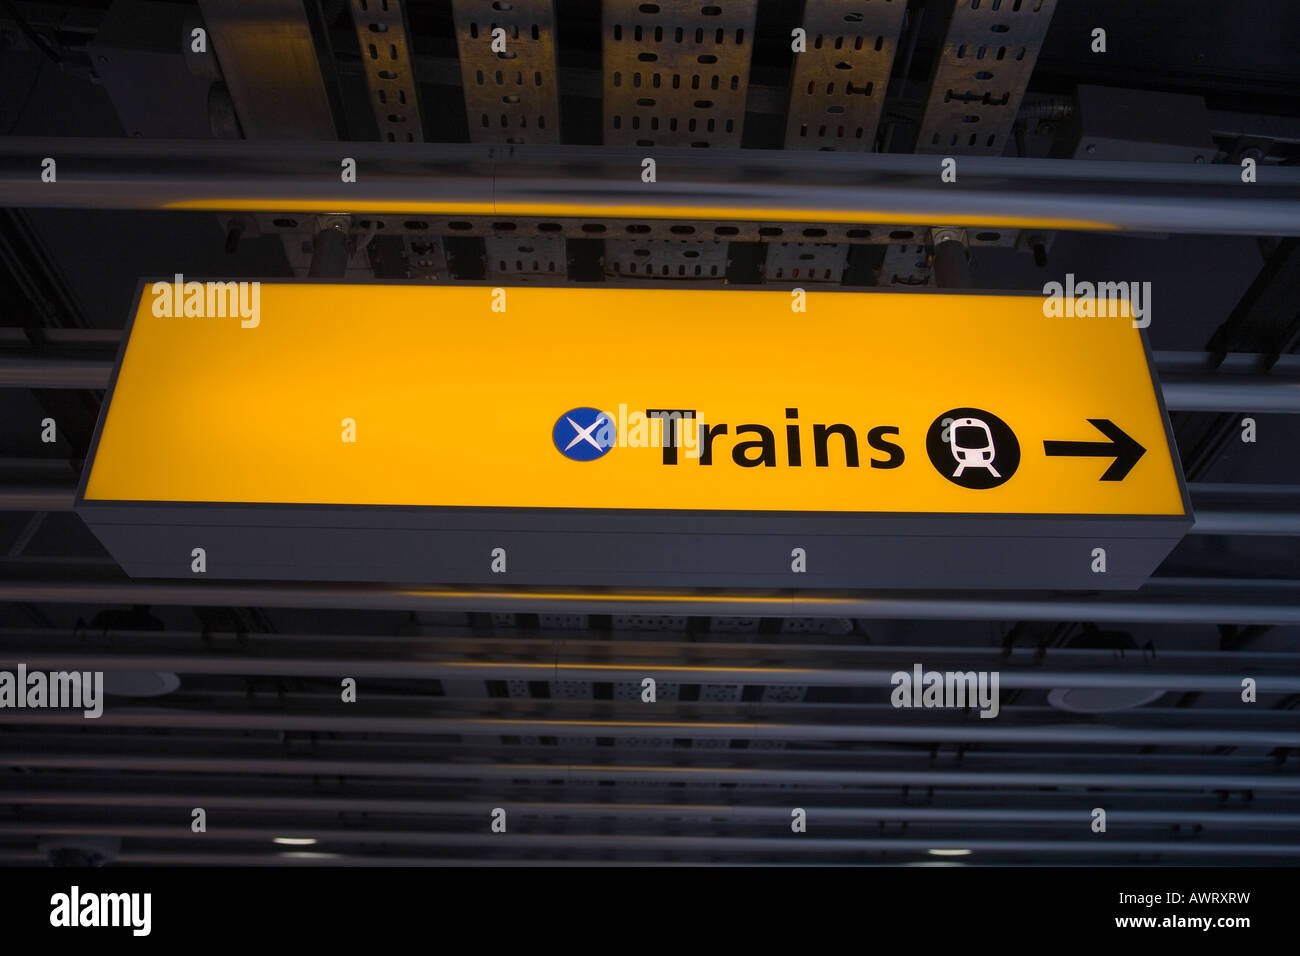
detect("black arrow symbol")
(1043, 419), (1146, 481)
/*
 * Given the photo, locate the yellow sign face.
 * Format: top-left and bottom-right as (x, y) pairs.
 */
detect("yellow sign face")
(83, 282), (1186, 517)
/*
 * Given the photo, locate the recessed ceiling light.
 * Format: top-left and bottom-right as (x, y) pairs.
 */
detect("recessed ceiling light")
(272, 837), (318, 846)
(1047, 686), (1164, 713)
(905, 861), (968, 867)
(927, 848), (972, 856)
(1048, 630), (1166, 713)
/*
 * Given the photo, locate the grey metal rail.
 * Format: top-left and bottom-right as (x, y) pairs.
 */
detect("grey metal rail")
(2, 138), (1299, 235)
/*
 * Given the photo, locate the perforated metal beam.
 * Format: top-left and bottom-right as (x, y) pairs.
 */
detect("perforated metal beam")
(452, 1), (563, 282)
(784, 0), (906, 152)
(915, 0), (1058, 156)
(602, 0), (756, 149)
(349, 0), (424, 143)
(883, 0), (1058, 285)
(601, 0), (756, 281)
(769, 1), (908, 281)
(452, 0), (561, 145)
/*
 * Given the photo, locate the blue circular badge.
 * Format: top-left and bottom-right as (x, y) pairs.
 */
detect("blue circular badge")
(553, 407), (615, 461)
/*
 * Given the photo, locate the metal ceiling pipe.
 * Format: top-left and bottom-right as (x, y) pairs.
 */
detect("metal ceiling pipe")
(0, 851), (686, 866)
(3, 138), (1300, 235)
(111, 688), (1274, 726)
(0, 851), (1274, 866)
(1154, 352), (1300, 374)
(0, 489), (76, 510)
(12, 791), (1300, 827)
(1192, 511), (1300, 534)
(9, 682), (1283, 726)
(8, 626), (1291, 665)
(1161, 377), (1300, 412)
(0, 625), (1277, 658)
(0, 357), (111, 389)
(6, 765), (1285, 802)
(2, 578), (1299, 623)
(3, 626), (1295, 665)
(8, 753), (1299, 789)
(8, 732), (1287, 776)
(4, 822), (1297, 856)
(5, 709), (1299, 746)
(6, 647), (1299, 691)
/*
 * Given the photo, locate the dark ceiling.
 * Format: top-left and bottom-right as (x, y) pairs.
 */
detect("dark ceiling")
(0, 0), (1298, 867)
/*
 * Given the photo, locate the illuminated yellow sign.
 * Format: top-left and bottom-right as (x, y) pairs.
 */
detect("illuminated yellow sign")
(83, 282), (1186, 518)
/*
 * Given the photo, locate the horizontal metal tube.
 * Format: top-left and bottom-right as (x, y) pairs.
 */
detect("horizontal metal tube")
(1191, 511), (1300, 535)
(0, 851), (696, 866)
(3, 138), (1300, 235)
(11, 790), (1299, 827)
(4, 822), (1295, 856)
(7, 753), (1296, 789)
(0, 488), (76, 510)
(0, 578), (1297, 623)
(105, 688), (1275, 727)
(5, 709), (1298, 746)
(0, 851), (1273, 866)
(8, 731), (1286, 777)
(1161, 377), (1300, 413)
(2, 687), (1281, 729)
(0, 357), (111, 389)
(1154, 351), (1300, 375)
(3, 625), (1282, 660)
(5, 647), (1297, 691)
(0, 327), (122, 347)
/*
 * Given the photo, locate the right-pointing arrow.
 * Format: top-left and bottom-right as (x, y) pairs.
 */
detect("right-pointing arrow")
(1043, 419), (1146, 481)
